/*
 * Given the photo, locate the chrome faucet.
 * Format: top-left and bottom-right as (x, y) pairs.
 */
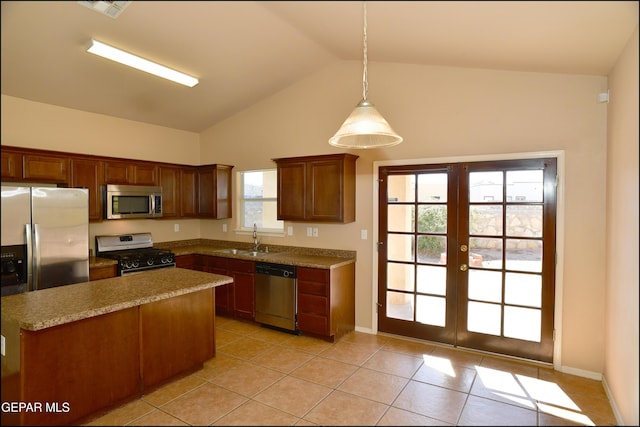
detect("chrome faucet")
(252, 223), (261, 251)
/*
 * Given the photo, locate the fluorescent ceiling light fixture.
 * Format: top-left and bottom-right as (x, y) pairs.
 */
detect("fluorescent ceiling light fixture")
(86, 39), (199, 87)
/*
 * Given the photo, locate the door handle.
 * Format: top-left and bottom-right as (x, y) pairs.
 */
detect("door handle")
(459, 264), (468, 271)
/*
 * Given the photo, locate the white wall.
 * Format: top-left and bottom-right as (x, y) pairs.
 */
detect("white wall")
(198, 60), (609, 375)
(604, 26), (639, 426)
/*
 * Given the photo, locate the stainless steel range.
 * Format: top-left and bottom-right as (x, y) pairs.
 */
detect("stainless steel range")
(95, 233), (175, 275)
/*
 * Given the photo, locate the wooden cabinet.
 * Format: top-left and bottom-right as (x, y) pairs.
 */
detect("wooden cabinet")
(197, 164), (233, 219)
(17, 308), (141, 426)
(176, 255), (254, 319)
(180, 167), (198, 217)
(1, 147), (234, 221)
(203, 256), (233, 315)
(1, 149), (23, 180)
(158, 165), (181, 218)
(140, 289), (214, 388)
(228, 259), (255, 320)
(273, 153), (358, 223)
(71, 157), (104, 222)
(104, 160), (157, 185)
(23, 153), (70, 183)
(8, 288), (216, 426)
(89, 263), (117, 281)
(297, 263), (355, 341)
(175, 254), (197, 270)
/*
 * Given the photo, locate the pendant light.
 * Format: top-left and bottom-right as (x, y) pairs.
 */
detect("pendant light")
(329, 1), (402, 149)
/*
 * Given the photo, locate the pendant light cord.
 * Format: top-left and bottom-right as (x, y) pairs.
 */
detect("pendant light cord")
(362, 0), (368, 101)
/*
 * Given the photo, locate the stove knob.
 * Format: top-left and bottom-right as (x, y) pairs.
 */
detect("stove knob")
(147, 259), (154, 266)
(132, 261), (139, 268)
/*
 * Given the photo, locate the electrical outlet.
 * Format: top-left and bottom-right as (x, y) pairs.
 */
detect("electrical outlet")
(361, 229), (368, 240)
(312, 227), (318, 237)
(174, 223), (179, 232)
(287, 226), (293, 236)
(306, 227), (313, 237)
(222, 224), (228, 232)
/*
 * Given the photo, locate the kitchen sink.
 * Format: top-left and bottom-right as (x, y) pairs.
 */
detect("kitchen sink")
(239, 251), (261, 257)
(214, 248), (242, 254)
(213, 248), (267, 257)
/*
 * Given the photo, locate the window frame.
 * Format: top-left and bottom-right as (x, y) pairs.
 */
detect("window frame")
(236, 168), (284, 235)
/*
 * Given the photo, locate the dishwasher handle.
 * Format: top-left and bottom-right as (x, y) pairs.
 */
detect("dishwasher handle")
(255, 262), (296, 279)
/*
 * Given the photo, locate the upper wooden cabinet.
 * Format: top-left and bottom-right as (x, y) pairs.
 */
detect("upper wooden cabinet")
(1, 149), (23, 180)
(104, 160), (157, 185)
(180, 167), (198, 218)
(2, 146), (234, 222)
(273, 153), (358, 223)
(23, 153), (70, 183)
(158, 165), (181, 218)
(71, 157), (104, 222)
(197, 164), (233, 219)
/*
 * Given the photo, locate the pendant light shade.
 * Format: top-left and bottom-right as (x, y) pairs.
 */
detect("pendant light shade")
(329, 100), (402, 148)
(329, 1), (402, 149)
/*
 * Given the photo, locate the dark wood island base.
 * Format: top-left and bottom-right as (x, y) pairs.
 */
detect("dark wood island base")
(0, 269), (231, 426)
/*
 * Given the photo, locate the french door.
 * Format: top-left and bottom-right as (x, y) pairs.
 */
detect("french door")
(377, 158), (557, 363)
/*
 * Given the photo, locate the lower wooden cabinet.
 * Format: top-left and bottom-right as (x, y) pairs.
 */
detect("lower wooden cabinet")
(175, 255), (254, 320)
(16, 308), (141, 426)
(89, 263), (117, 281)
(228, 259), (255, 320)
(7, 289), (216, 426)
(140, 289), (214, 388)
(297, 264), (355, 341)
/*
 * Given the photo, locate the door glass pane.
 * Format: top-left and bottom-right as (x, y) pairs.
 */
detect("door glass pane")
(417, 265), (446, 295)
(417, 205), (447, 233)
(468, 301), (501, 335)
(388, 205), (415, 232)
(469, 270), (502, 303)
(387, 262), (414, 292)
(469, 205), (503, 235)
(388, 234), (414, 262)
(417, 235), (446, 264)
(504, 306), (541, 342)
(506, 239), (542, 272)
(418, 173), (448, 202)
(506, 170), (543, 203)
(470, 171), (503, 203)
(388, 175), (415, 202)
(470, 237), (503, 269)
(506, 205), (542, 238)
(387, 291), (413, 320)
(416, 295), (446, 327)
(505, 273), (541, 308)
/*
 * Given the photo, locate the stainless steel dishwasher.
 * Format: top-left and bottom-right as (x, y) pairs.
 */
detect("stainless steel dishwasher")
(255, 262), (298, 333)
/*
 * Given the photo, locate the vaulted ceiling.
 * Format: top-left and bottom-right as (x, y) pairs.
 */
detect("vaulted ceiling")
(1, 1), (637, 132)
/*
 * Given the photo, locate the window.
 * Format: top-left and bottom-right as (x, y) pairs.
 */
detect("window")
(238, 169), (283, 232)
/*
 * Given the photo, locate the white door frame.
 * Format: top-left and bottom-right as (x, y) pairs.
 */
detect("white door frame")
(372, 150), (565, 370)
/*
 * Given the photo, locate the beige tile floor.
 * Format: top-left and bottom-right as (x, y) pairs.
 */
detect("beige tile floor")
(86, 316), (617, 426)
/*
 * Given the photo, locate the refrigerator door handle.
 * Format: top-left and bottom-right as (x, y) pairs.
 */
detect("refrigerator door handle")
(32, 223), (41, 291)
(26, 223), (33, 292)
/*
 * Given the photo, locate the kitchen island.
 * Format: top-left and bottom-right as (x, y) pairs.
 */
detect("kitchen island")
(0, 268), (232, 426)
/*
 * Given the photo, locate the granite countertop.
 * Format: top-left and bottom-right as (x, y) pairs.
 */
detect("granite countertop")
(1, 268), (232, 331)
(161, 240), (357, 269)
(89, 256), (118, 267)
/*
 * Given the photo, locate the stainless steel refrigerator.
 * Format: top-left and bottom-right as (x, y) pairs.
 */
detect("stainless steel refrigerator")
(1, 186), (89, 296)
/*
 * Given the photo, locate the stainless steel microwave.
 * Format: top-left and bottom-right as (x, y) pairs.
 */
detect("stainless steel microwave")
(104, 184), (163, 219)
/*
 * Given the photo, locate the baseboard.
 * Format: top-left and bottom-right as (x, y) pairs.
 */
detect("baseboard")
(602, 375), (624, 426)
